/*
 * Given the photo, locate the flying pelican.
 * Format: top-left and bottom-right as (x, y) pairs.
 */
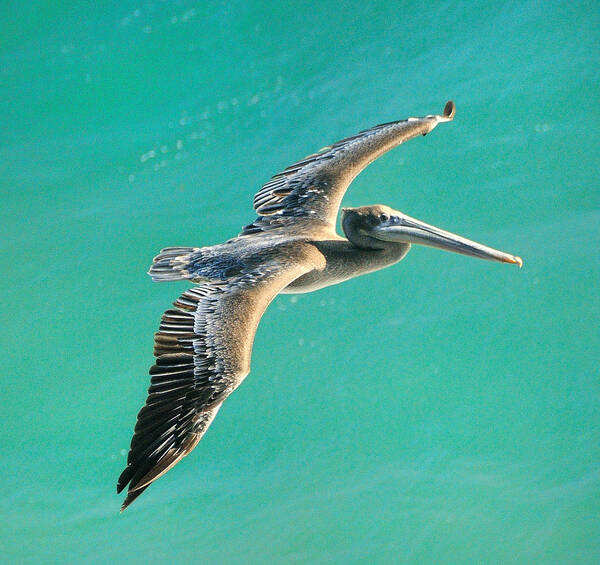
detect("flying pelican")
(117, 101), (522, 510)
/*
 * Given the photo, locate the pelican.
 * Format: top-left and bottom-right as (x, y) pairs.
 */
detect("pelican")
(117, 101), (522, 510)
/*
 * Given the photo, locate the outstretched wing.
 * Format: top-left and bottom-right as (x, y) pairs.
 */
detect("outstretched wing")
(117, 245), (323, 510)
(241, 101), (455, 235)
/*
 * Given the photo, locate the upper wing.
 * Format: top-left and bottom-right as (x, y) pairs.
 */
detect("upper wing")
(241, 101), (455, 235)
(117, 245), (323, 510)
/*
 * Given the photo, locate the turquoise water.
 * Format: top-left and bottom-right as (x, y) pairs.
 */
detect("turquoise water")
(1, 1), (599, 563)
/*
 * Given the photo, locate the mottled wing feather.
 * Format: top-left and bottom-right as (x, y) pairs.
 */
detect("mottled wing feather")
(241, 101), (455, 235)
(118, 246), (322, 510)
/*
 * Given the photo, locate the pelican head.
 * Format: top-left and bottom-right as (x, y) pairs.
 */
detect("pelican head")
(341, 205), (522, 266)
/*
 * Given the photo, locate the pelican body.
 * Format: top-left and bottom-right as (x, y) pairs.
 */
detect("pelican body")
(117, 101), (522, 510)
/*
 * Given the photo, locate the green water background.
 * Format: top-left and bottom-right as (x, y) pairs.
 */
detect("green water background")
(1, 1), (598, 563)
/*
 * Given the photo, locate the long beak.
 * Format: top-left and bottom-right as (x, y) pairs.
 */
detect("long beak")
(373, 214), (523, 267)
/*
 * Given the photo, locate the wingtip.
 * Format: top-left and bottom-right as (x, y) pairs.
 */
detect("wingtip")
(119, 496), (131, 513)
(120, 498), (133, 513)
(443, 100), (456, 120)
(119, 485), (149, 512)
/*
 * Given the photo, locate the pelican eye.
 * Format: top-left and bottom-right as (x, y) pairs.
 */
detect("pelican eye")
(379, 213), (389, 223)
